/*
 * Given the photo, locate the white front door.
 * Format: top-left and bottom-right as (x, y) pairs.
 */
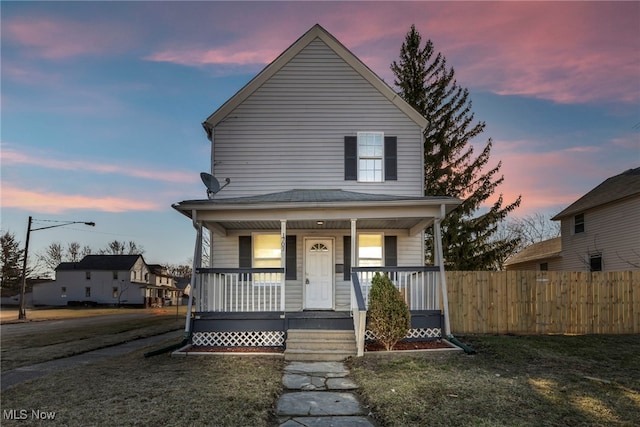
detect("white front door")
(304, 238), (334, 309)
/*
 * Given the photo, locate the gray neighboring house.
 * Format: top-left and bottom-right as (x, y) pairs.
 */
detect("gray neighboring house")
(506, 167), (640, 271)
(173, 24), (462, 358)
(33, 255), (179, 307)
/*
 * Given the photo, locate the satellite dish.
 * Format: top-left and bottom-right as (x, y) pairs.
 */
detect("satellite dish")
(200, 172), (230, 199)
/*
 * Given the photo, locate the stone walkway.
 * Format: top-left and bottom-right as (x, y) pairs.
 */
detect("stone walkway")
(277, 361), (376, 426)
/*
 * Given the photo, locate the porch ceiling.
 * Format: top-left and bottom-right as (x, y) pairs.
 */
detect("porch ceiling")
(208, 218), (430, 232)
(173, 189), (462, 236)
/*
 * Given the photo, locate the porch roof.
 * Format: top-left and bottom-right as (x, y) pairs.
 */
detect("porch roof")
(173, 189), (461, 236)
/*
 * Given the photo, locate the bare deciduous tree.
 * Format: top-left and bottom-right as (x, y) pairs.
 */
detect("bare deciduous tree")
(511, 213), (561, 247)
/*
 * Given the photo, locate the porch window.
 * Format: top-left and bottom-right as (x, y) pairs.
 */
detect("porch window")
(85, 287), (91, 297)
(253, 234), (282, 268)
(253, 234), (283, 286)
(358, 234), (383, 266)
(239, 235), (296, 280)
(112, 287), (119, 298)
(344, 235), (396, 280)
(61, 287), (67, 298)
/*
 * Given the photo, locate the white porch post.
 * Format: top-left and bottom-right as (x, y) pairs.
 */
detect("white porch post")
(350, 219), (357, 278)
(185, 219), (203, 333)
(434, 204), (451, 337)
(280, 219), (287, 311)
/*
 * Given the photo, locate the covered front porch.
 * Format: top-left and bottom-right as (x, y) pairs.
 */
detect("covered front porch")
(173, 190), (461, 357)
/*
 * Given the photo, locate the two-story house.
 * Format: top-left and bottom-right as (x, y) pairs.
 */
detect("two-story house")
(33, 255), (180, 307)
(505, 167), (640, 271)
(173, 25), (461, 359)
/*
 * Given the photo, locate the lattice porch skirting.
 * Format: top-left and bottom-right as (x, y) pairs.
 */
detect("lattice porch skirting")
(366, 327), (442, 342)
(192, 330), (285, 347)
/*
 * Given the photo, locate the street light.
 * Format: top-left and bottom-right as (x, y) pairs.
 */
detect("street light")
(18, 216), (96, 320)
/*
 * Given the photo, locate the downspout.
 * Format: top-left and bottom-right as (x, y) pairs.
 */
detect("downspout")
(145, 212), (202, 357)
(435, 204), (475, 354)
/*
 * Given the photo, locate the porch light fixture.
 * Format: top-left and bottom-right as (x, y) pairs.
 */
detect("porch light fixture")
(316, 221), (324, 225)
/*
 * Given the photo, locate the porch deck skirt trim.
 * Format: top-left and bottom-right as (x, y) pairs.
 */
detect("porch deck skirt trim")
(190, 310), (443, 348)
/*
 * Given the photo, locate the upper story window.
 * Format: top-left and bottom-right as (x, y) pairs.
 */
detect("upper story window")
(539, 263), (548, 271)
(358, 132), (384, 182)
(345, 134), (397, 182)
(85, 271), (91, 280)
(574, 213), (585, 234)
(112, 271), (118, 280)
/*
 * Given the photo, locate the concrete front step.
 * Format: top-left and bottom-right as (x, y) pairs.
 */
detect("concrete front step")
(285, 329), (357, 362)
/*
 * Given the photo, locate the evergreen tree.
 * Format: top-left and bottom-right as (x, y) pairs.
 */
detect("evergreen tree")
(1, 231), (24, 296)
(391, 25), (521, 270)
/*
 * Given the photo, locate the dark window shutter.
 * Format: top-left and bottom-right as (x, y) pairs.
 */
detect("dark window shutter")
(239, 236), (252, 268)
(343, 236), (352, 281)
(286, 235), (297, 280)
(344, 136), (357, 180)
(384, 136), (397, 181)
(385, 235), (397, 267)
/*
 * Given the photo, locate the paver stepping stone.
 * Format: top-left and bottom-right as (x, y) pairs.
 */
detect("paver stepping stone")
(276, 391), (364, 417)
(279, 415), (375, 426)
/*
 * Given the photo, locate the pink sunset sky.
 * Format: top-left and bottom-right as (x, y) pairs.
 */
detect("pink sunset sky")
(1, 1), (639, 265)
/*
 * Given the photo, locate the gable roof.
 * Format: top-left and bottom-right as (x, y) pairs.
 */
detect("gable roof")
(56, 255), (144, 271)
(504, 237), (562, 267)
(552, 167), (640, 220)
(202, 24), (427, 134)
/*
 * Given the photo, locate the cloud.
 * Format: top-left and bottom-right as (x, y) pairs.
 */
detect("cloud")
(409, 2), (640, 105)
(1, 145), (197, 184)
(484, 139), (627, 216)
(1, 184), (161, 214)
(3, 15), (134, 59)
(145, 46), (282, 67)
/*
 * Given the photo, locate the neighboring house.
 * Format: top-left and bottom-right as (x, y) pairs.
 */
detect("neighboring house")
(148, 264), (179, 305)
(504, 237), (562, 271)
(505, 167), (640, 271)
(33, 255), (179, 307)
(173, 24), (461, 359)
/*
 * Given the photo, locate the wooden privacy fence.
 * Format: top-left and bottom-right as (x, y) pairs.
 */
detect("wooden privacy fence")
(446, 271), (640, 335)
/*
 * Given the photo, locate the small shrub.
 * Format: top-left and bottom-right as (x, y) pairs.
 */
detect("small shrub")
(367, 272), (411, 351)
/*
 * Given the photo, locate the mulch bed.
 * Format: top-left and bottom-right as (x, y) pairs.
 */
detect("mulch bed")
(186, 346), (284, 353)
(186, 340), (452, 353)
(365, 340), (452, 352)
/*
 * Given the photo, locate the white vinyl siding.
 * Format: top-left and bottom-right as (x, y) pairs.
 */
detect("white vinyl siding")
(212, 39), (423, 198)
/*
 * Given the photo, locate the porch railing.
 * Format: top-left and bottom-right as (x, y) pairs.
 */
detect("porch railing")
(352, 266), (440, 310)
(350, 266), (440, 357)
(195, 268), (284, 312)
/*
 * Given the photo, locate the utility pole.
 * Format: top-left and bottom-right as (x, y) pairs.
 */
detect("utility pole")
(18, 217), (95, 320)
